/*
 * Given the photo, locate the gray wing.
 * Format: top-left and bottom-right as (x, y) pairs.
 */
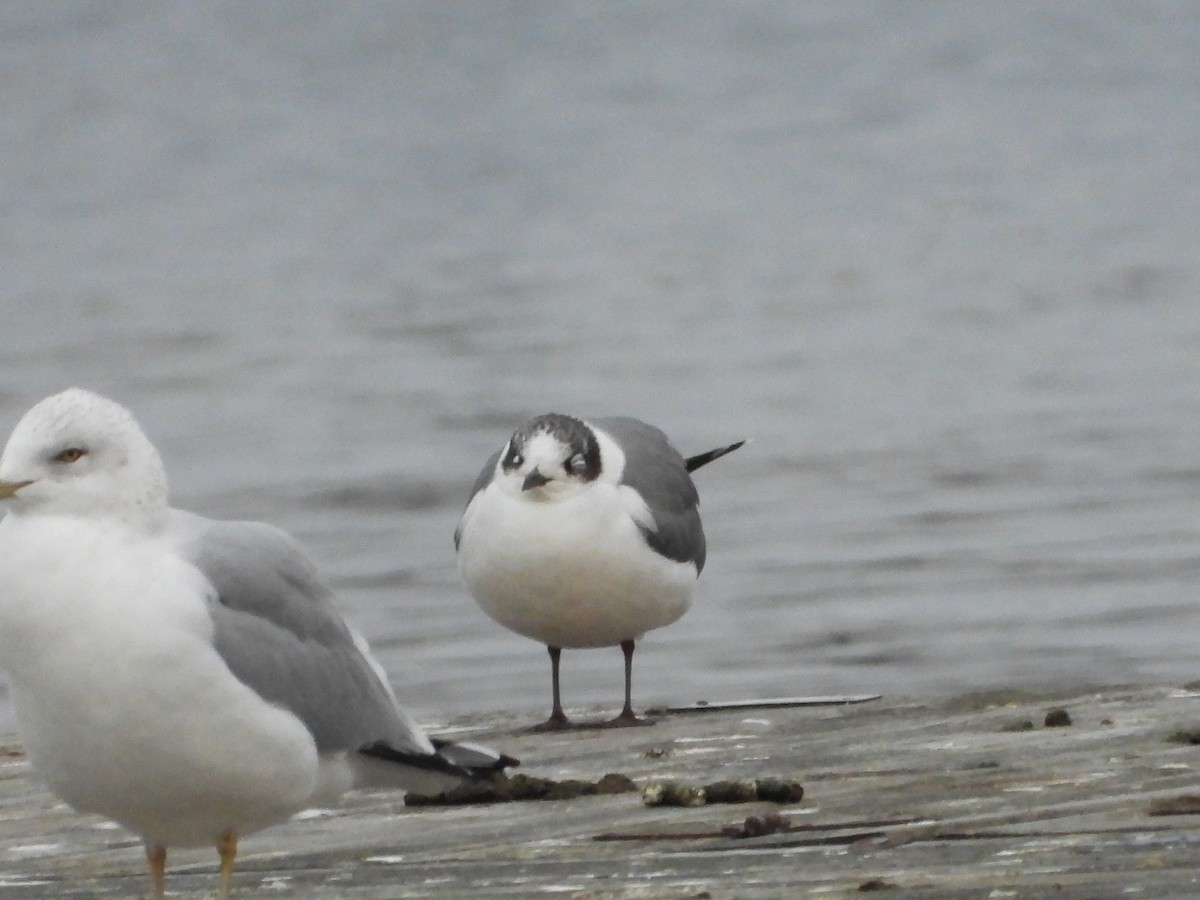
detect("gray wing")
(453, 447), (502, 549)
(591, 417), (707, 571)
(167, 510), (433, 758)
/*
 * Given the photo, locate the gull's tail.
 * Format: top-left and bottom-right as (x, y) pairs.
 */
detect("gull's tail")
(685, 439), (746, 473)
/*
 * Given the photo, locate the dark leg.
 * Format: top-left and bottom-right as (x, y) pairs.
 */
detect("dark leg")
(607, 639), (654, 727)
(529, 645), (571, 731)
(549, 645), (567, 723)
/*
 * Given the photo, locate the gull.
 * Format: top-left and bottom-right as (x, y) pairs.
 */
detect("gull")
(454, 413), (743, 729)
(0, 388), (513, 899)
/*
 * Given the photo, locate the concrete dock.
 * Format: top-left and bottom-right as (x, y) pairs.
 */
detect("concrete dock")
(2, 684), (1200, 898)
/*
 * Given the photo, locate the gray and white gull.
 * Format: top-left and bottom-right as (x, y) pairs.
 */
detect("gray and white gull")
(0, 388), (513, 899)
(455, 413), (743, 729)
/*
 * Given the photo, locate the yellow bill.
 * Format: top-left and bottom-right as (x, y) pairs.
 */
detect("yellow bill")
(0, 480), (33, 500)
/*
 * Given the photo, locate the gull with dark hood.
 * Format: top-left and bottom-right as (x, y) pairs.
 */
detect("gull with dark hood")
(456, 412), (743, 729)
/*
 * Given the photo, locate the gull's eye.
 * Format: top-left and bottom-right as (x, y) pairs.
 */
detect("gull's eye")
(565, 454), (585, 474)
(504, 450), (524, 470)
(53, 447), (88, 464)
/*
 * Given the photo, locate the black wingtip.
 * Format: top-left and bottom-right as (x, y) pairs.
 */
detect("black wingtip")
(685, 439), (747, 473)
(358, 741), (473, 781)
(429, 736), (520, 775)
(359, 739), (520, 782)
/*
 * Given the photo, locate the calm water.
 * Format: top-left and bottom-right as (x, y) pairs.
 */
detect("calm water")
(2, 1), (1200, 726)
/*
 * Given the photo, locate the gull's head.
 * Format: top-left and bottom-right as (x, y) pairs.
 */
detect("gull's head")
(0, 388), (168, 524)
(496, 413), (602, 502)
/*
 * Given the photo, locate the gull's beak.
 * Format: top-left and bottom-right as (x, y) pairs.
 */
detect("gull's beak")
(0, 480), (33, 500)
(522, 470), (551, 491)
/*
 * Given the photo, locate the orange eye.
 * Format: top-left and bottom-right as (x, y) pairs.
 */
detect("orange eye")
(53, 447), (87, 464)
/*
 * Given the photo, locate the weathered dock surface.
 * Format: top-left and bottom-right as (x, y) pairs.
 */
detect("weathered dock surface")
(2, 685), (1200, 898)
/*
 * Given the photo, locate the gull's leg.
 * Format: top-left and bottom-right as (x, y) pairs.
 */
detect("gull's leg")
(216, 829), (238, 900)
(548, 645), (567, 725)
(529, 645), (570, 731)
(145, 842), (167, 900)
(607, 639), (653, 727)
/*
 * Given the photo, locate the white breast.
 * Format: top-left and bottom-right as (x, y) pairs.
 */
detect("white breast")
(0, 515), (320, 847)
(456, 481), (698, 648)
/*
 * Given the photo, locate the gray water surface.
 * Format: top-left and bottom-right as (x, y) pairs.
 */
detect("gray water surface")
(3, 1), (1200, 724)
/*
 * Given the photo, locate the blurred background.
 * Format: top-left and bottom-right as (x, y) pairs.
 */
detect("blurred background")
(3, 1), (1199, 726)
